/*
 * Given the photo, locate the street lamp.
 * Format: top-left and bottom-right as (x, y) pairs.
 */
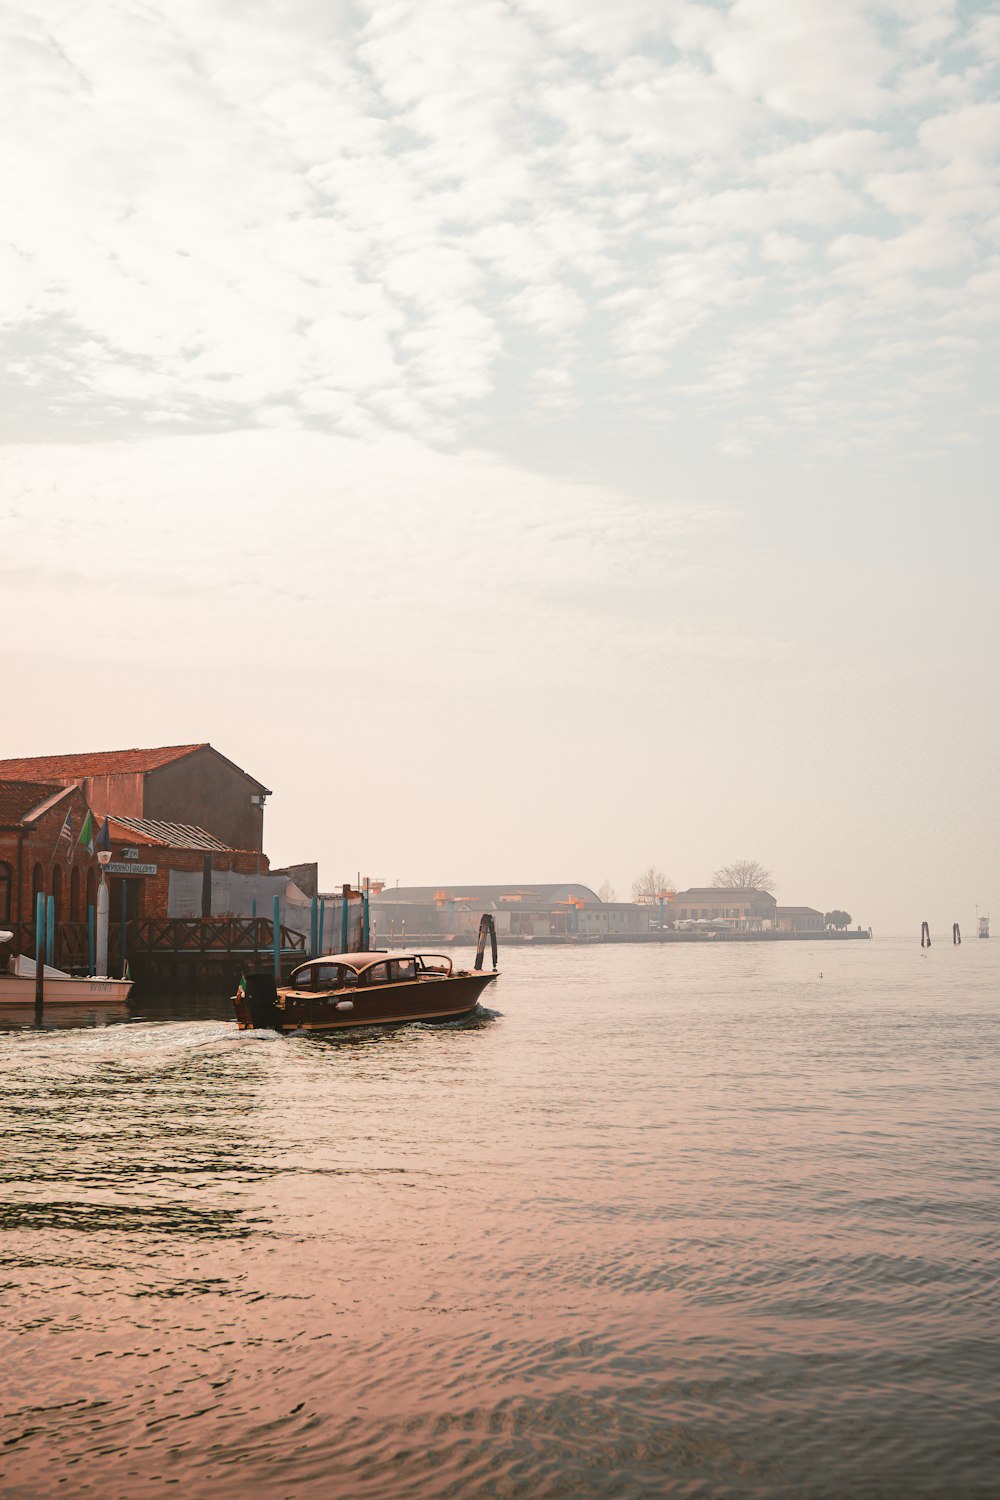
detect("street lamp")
(96, 848), (112, 977)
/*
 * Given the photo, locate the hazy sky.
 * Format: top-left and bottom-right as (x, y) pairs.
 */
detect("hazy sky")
(2, 0), (997, 933)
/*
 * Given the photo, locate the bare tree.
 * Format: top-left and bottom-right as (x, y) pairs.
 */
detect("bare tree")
(597, 880), (617, 903)
(632, 866), (675, 904)
(712, 859), (775, 892)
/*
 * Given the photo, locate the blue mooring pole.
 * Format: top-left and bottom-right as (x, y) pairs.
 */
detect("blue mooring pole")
(310, 895), (319, 958)
(46, 894), (56, 967)
(362, 891), (370, 951)
(272, 894), (281, 981)
(35, 891), (46, 1011)
(88, 904), (96, 976)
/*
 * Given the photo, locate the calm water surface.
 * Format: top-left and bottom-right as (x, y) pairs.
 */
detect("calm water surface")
(1, 938), (998, 1498)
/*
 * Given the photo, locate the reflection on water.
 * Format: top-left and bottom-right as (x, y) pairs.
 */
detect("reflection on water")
(0, 1001), (133, 1031)
(1, 938), (998, 1498)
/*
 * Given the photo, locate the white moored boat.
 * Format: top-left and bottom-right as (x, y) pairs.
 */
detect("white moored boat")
(0, 935), (133, 1004)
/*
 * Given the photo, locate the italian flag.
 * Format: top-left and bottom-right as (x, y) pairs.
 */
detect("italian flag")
(78, 811), (94, 855)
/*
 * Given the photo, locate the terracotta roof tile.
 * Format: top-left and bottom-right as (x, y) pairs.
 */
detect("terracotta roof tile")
(0, 779), (67, 824)
(0, 745), (207, 781)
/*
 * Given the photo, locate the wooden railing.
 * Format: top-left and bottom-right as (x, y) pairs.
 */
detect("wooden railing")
(128, 917), (306, 954)
(1, 917), (306, 969)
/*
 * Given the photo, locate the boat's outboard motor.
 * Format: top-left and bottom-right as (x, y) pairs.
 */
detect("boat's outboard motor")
(244, 972), (282, 1030)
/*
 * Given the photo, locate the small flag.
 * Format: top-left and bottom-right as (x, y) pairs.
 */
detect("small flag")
(96, 817), (112, 854)
(58, 809), (73, 863)
(77, 810), (94, 856)
(236, 974), (247, 1000)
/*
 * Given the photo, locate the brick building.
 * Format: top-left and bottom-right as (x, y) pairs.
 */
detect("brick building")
(0, 779), (96, 928)
(0, 744), (270, 854)
(0, 745), (274, 934)
(99, 814), (267, 922)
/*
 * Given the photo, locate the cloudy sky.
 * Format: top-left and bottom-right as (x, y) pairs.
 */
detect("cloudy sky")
(2, 0), (997, 931)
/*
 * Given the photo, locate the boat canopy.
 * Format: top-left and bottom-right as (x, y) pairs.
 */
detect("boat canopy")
(288, 951), (456, 990)
(294, 950), (451, 972)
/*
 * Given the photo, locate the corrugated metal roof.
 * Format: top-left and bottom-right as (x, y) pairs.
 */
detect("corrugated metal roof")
(0, 779), (67, 825)
(0, 745), (208, 780)
(107, 815), (235, 852)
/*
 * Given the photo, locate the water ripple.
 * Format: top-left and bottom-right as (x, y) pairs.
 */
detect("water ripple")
(2, 939), (999, 1497)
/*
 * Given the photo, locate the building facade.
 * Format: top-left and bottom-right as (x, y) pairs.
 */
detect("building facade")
(370, 884), (651, 940)
(774, 906), (825, 934)
(100, 814), (268, 923)
(0, 745), (271, 855)
(0, 780), (94, 930)
(671, 888), (778, 930)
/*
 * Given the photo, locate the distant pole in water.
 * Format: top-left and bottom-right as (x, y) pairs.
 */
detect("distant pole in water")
(272, 894), (281, 981)
(953, 922), (961, 945)
(921, 921), (931, 948)
(474, 913), (498, 972)
(35, 891), (45, 1013)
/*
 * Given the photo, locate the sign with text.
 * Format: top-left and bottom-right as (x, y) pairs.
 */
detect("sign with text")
(106, 862), (157, 877)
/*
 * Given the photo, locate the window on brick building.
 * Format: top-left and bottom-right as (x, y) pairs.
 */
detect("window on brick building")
(31, 863), (44, 914)
(0, 862), (11, 923)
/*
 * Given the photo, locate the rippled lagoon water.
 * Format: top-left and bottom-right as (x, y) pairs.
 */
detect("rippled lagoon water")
(1, 937), (998, 1498)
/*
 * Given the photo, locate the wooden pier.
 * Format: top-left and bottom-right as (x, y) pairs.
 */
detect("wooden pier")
(0, 917), (308, 996)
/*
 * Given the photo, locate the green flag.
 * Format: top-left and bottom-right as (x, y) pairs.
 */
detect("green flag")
(78, 810), (94, 855)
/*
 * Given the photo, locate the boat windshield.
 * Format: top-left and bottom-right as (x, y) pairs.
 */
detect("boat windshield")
(416, 954), (451, 975)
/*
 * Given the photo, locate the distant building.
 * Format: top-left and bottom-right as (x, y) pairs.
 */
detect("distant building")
(775, 906), (824, 934)
(0, 744), (271, 855)
(371, 883), (651, 939)
(671, 888), (778, 931)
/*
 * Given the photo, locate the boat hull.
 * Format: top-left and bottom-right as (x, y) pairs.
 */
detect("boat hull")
(234, 970), (497, 1033)
(0, 975), (134, 1004)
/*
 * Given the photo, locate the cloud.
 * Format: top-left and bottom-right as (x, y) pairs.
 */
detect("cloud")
(0, 0), (996, 466)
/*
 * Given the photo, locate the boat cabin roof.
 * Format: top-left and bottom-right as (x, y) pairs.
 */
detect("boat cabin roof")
(292, 950), (450, 975)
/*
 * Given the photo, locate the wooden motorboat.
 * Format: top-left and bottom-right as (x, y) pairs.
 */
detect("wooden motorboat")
(236, 907), (504, 1037)
(235, 949), (498, 1033)
(235, 913), (499, 1034)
